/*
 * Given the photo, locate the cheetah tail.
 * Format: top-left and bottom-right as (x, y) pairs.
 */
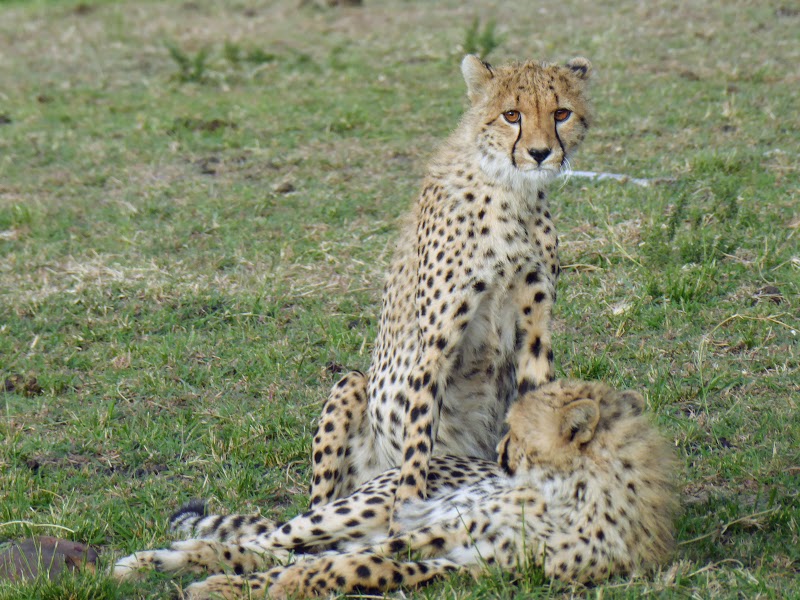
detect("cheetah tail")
(169, 499), (208, 535)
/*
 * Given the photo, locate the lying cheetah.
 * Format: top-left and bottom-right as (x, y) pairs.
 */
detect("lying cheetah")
(310, 55), (594, 516)
(115, 380), (679, 599)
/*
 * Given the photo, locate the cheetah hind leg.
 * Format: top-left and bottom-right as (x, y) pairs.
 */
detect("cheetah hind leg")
(184, 552), (463, 600)
(309, 370), (368, 508)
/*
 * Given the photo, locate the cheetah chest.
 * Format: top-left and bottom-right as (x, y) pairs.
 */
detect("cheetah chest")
(433, 281), (520, 458)
(357, 186), (557, 481)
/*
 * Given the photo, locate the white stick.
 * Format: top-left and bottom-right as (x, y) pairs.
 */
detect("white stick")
(566, 170), (661, 187)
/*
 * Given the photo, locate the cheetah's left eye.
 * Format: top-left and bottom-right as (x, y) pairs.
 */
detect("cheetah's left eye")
(503, 110), (521, 124)
(554, 109), (572, 122)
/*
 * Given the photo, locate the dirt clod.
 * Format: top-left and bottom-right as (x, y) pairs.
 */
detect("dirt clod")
(325, 361), (345, 375)
(752, 285), (783, 305)
(3, 374), (43, 396)
(73, 3), (94, 15)
(273, 180), (295, 194)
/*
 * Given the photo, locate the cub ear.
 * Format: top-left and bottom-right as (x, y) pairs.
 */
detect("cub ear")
(565, 57), (592, 81)
(461, 54), (494, 103)
(497, 433), (516, 475)
(618, 390), (645, 416)
(560, 399), (599, 445)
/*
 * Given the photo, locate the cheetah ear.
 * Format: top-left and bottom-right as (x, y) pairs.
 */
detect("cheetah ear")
(461, 54), (493, 103)
(565, 57), (592, 81)
(560, 399), (599, 445)
(497, 433), (516, 475)
(619, 390), (645, 416)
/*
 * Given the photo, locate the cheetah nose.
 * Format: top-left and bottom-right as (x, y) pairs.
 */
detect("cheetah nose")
(528, 148), (551, 164)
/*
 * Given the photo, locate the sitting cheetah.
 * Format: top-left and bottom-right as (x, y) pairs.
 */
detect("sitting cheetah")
(309, 55), (594, 516)
(115, 380), (679, 599)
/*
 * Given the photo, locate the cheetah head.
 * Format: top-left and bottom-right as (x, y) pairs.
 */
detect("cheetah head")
(497, 379), (646, 475)
(461, 55), (593, 189)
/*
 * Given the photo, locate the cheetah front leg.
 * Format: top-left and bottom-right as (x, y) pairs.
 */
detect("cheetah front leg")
(309, 370), (368, 508)
(115, 475), (397, 582)
(185, 553), (464, 600)
(513, 263), (557, 395)
(392, 283), (490, 518)
(113, 539), (275, 581)
(240, 511), (519, 599)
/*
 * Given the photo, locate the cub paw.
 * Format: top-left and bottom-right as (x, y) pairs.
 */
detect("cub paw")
(185, 574), (269, 600)
(112, 551), (158, 581)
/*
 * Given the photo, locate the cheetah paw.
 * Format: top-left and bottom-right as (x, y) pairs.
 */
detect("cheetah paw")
(113, 545), (211, 581)
(184, 574), (270, 600)
(113, 551), (161, 580)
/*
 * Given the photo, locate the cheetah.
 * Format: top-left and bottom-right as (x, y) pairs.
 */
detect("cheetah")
(309, 55), (594, 517)
(114, 380), (680, 599)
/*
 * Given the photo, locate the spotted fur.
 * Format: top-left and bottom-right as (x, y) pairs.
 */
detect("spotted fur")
(114, 380), (679, 599)
(308, 55), (594, 520)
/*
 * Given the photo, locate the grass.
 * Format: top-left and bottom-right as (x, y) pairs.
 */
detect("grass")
(0, 0), (798, 598)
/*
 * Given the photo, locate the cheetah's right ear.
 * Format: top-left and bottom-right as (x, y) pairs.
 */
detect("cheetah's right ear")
(565, 57), (592, 81)
(461, 55), (493, 103)
(560, 399), (599, 445)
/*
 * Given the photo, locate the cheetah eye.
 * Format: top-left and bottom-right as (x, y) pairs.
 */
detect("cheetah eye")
(503, 110), (521, 124)
(554, 109), (572, 122)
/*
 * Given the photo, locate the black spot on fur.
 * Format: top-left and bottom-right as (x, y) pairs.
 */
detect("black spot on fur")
(518, 378), (535, 396)
(356, 564), (371, 579)
(389, 539), (407, 553)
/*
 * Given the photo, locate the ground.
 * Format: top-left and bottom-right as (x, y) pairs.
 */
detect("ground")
(0, 0), (798, 599)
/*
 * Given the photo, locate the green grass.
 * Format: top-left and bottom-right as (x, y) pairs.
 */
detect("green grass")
(1, 0), (798, 598)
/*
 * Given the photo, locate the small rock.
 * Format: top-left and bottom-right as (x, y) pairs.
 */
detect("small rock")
(0, 537), (99, 582)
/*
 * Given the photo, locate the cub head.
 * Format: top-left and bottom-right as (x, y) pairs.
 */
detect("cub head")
(460, 55), (593, 188)
(497, 379), (647, 475)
